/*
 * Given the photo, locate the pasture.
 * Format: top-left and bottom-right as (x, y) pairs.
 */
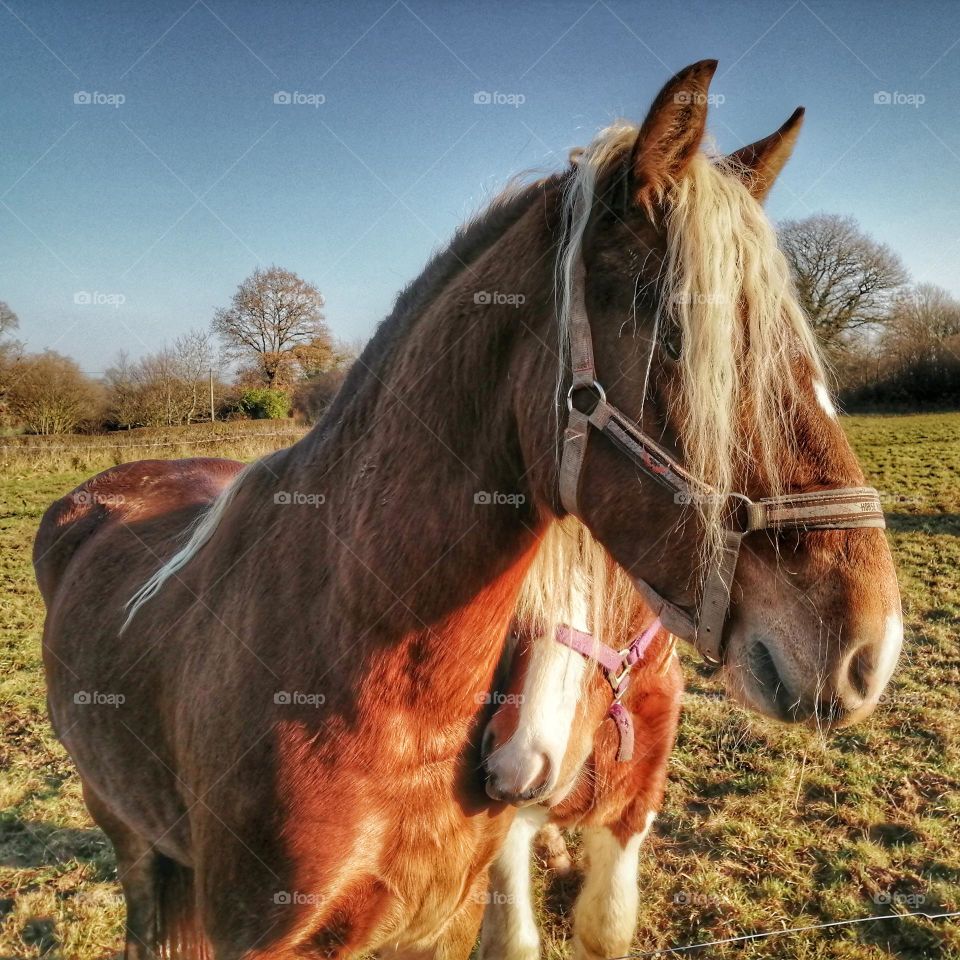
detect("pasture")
(1, 414), (957, 959)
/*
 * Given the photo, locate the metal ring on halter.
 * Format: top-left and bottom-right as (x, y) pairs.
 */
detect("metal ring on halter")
(566, 380), (607, 412)
(725, 492), (755, 535)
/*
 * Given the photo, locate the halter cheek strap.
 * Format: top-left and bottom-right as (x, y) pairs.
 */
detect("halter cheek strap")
(559, 253), (886, 665)
(555, 618), (662, 762)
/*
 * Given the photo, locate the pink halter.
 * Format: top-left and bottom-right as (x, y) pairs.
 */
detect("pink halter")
(554, 618), (662, 762)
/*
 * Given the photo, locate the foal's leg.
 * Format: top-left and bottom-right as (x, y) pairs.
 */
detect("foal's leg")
(81, 783), (159, 960)
(477, 808), (545, 960)
(571, 816), (655, 960)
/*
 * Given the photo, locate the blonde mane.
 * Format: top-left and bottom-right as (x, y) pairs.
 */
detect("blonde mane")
(558, 123), (825, 564)
(514, 516), (637, 649)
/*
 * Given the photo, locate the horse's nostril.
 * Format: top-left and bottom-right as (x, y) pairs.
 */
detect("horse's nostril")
(846, 645), (875, 701)
(526, 752), (551, 798)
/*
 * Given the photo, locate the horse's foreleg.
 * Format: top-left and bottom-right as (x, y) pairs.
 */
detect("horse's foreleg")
(477, 808), (544, 960)
(81, 783), (160, 960)
(571, 816), (654, 960)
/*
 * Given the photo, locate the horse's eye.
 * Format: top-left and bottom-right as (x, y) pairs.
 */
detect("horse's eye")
(662, 322), (682, 360)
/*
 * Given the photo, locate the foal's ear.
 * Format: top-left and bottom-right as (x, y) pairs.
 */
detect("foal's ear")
(631, 59), (718, 208)
(727, 107), (805, 201)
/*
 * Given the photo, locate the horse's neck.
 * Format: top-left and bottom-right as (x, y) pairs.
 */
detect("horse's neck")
(263, 199), (560, 657)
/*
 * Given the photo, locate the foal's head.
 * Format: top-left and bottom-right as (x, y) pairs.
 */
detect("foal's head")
(521, 61), (900, 730)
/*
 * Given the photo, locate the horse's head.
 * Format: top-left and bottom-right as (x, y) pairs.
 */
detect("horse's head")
(543, 60), (901, 729)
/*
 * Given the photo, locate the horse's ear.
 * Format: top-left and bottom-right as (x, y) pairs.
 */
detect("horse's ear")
(727, 107), (805, 201)
(631, 59), (718, 208)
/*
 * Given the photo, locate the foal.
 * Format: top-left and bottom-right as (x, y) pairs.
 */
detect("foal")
(480, 520), (682, 960)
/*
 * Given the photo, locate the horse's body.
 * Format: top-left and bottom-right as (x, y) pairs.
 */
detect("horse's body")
(37, 453), (527, 958)
(37, 61), (902, 960)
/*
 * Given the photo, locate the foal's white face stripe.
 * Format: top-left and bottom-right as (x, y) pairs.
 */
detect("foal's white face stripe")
(813, 379), (837, 418)
(484, 576), (592, 798)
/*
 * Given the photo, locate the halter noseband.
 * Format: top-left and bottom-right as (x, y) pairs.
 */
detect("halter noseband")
(558, 255), (886, 666)
(555, 618), (662, 762)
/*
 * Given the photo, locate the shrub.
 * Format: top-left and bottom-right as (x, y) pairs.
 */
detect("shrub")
(237, 388), (291, 420)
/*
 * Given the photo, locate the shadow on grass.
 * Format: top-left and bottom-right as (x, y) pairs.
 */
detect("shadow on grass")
(886, 513), (960, 535)
(0, 816), (112, 873)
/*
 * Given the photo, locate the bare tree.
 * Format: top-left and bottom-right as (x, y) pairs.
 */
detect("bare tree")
(779, 214), (908, 351)
(0, 302), (23, 419)
(212, 267), (329, 388)
(883, 283), (960, 370)
(104, 329), (221, 428)
(174, 329), (218, 423)
(7, 351), (103, 434)
(0, 301), (18, 340)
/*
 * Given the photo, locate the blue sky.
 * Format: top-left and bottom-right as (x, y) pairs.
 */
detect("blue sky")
(2, 0), (959, 374)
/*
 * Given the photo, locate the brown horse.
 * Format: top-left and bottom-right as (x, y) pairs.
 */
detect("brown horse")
(478, 520), (682, 960)
(36, 61), (901, 959)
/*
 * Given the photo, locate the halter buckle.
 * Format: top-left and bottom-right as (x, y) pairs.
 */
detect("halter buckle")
(566, 380), (607, 414)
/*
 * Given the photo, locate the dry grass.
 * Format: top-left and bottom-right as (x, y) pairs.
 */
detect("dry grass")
(0, 415), (958, 959)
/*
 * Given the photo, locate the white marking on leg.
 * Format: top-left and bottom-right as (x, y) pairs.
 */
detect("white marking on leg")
(572, 816), (654, 960)
(478, 807), (547, 960)
(813, 379), (836, 418)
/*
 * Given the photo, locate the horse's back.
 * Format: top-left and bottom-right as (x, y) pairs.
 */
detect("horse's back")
(34, 456), (243, 605)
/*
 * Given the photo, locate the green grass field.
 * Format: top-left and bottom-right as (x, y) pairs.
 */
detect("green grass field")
(1, 415), (958, 959)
